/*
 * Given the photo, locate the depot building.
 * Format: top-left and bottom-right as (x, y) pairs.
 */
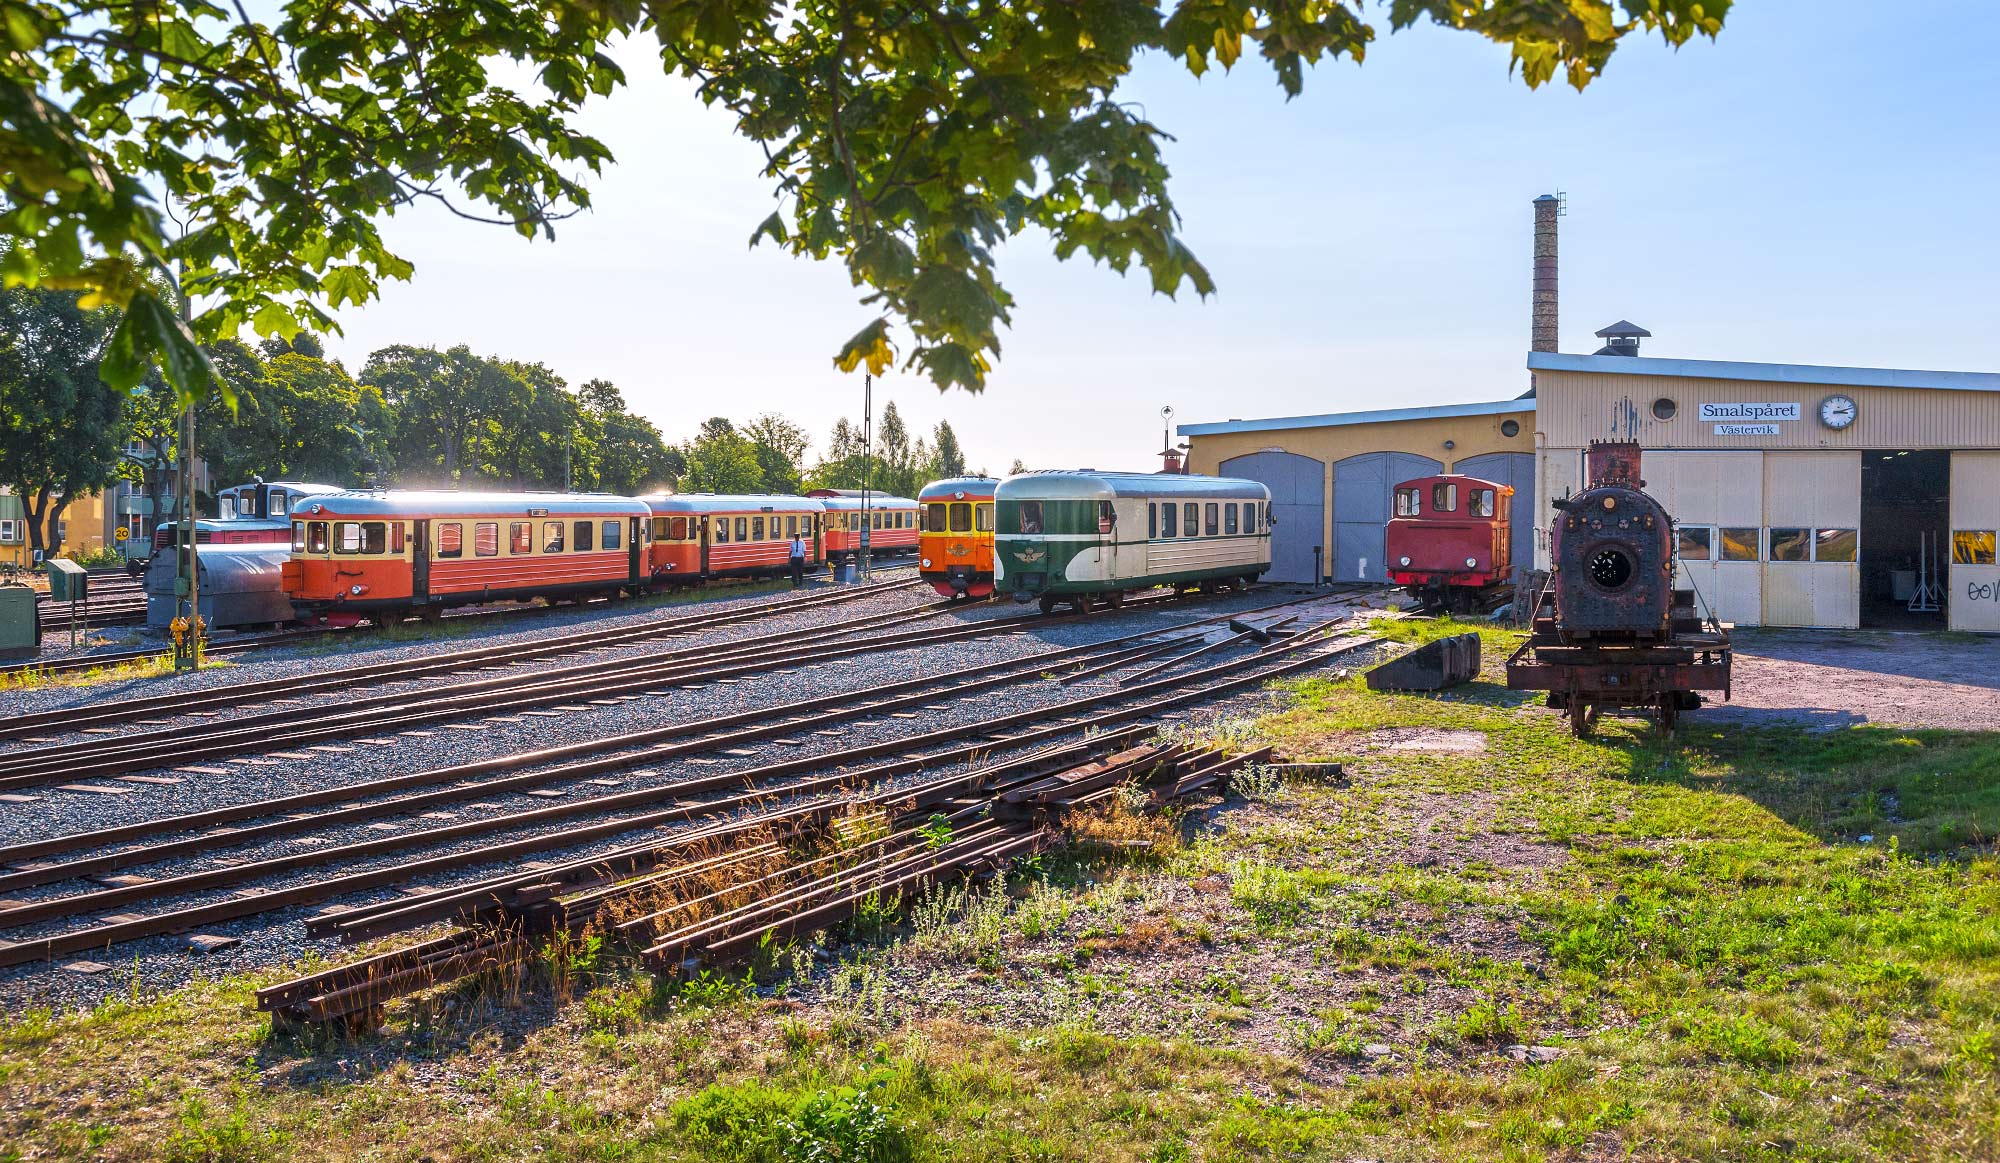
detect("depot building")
(1182, 335), (2000, 633)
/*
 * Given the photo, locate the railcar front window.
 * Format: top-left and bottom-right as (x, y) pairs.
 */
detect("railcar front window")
(603, 520), (621, 550)
(475, 523), (499, 557)
(361, 522), (387, 554)
(1677, 527), (1713, 561)
(291, 522), (306, 552)
(1394, 488), (1420, 517)
(1432, 483), (1458, 513)
(1954, 531), (1998, 565)
(543, 521), (564, 553)
(1019, 501), (1043, 534)
(512, 523), (533, 554)
(925, 504), (945, 532)
(976, 504), (993, 532)
(1768, 528), (1811, 562)
(1814, 528), (1858, 562)
(334, 522), (363, 553)
(1224, 505), (1239, 535)
(950, 503), (972, 532)
(438, 523), (464, 558)
(1472, 490), (1495, 518)
(308, 522), (328, 553)
(574, 521), (594, 552)
(1720, 528), (1758, 561)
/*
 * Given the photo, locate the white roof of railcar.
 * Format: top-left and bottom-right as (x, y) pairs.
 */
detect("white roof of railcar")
(996, 471), (1270, 502)
(640, 494), (826, 514)
(917, 477), (1000, 501)
(814, 494), (917, 511)
(294, 491), (652, 518)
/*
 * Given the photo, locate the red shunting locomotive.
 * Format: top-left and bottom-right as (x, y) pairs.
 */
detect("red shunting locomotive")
(1384, 474), (1514, 614)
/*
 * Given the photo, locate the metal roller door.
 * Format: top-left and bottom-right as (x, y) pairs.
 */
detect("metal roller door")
(1454, 452), (1537, 586)
(1221, 451), (1325, 583)
(1331, 452), (1443, 583)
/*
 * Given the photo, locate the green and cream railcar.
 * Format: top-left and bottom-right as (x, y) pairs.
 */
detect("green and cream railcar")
(995, 471), (1272, 613)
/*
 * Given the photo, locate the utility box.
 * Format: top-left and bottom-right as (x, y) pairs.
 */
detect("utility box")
(0, 585), (39, 656)
(47, 558), (88, 603)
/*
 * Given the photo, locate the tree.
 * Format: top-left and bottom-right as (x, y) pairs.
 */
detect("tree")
(678, 419), (763, 494)
(0, 281), (123, 555)
(808, 418), (868, 491)
(1, 2), (1729, 402)
(743, 413), (812, 495)
(579, 379), (677, 495)
(876, 403), (915, 496)
(932, 421), (968, 479)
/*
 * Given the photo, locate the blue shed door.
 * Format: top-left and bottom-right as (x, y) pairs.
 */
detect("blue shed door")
(1220, 451), (1324, 583)
(1452, 452), (1536, 586)
(1331, 452), (1443, 583)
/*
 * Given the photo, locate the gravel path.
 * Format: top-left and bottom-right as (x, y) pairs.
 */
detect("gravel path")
(0, 584), (1364, 1012)
(1701, 627), (2000, 731)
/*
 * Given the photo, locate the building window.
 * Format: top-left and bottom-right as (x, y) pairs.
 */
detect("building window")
(1018, 501), (1043, 535)
(1768, 527), (1811, 562)
(1677, 526), (1713, 562)
(1953, 531), (1997, 566)
(1394, 487), (1420, 517)
(1814, 529), (1858, 563)
(1718, 528), (1759, 561)
(1501, 419), (1521, 438)
(1652, 397), (1678, 421)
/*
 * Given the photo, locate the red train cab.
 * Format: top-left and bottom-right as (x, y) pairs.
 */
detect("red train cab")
(1385, 474), (1514, 614)
(917, 477), (997, 599)
(643, 495), (826, 583)
(809, 490), (920, 563)
(283, 492), (653, 623)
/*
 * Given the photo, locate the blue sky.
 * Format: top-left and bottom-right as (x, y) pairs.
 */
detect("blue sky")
(327, 2), (2000, 478)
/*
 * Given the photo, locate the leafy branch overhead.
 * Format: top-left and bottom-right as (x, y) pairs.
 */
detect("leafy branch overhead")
(0, 1), (1729, 401)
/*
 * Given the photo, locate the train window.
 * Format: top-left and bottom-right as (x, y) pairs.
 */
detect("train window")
(270, 492), (289, 516)
(362, 523), (388, 553)
(307, 522), (328, 553)
(1719, 527), (1758, 561)
(1265, 503), (1275, 527)
(713, 518), (729, 544)
(1767, 528), (1811, 562)
(751, 517), (765, 541)
(874, 512), (885, 530)
(1677, 526), (1713, 561)
(787, 515), (799, 538)
(1148, 504), (1158, 538)
(333, 521), (373, 554)
(1814, 529), (1858, 562)
(1204, 503), (1219, 536)
(734, 517), (748, 541)
(976, 504), (992, 532)
(1183, 502), (1198, 536)
(390, 523), (406, 553)
(475, 523), (499, 557)
(1098, 501), (1116, 534)
(1431, 483), (1458, 513)
(1394, 487), (1420, 517)
(574, 520), (594, 552)
(1161, 503), (1177, 537)
(672, 517), (690, 540)
(1954, 531), (1998, 565)
(949, 503), (972, 532)
(1244, 503), (1258, 532)
(602, 520), (621, 551)
(543, 521), (565, 553)
(925, 504), (944, 532)
(1019, 501), (1043, 534)
(1471, 489), (1495, 518)
(651, 517), (669, 540)
(438, 522), (464, 558)
(1224, 505), (1239, 535)
(512, 522), (533, 554)
(291, 522), (306, 552)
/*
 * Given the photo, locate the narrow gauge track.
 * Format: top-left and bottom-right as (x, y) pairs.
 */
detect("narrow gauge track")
(0, 567), (918, 681)
(2, 576), (914, 740)
(0, 602), (1370, 967)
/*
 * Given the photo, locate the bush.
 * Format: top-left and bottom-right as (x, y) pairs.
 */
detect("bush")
(779, 1077), (911, 1163)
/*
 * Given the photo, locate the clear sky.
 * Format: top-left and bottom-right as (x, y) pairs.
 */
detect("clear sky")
(324, 2), (2000, 479)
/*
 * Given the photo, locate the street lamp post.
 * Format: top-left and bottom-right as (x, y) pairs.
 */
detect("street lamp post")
(859, 373), (873, 578)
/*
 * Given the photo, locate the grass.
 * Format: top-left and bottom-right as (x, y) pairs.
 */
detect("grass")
(2, 626), (1996, 1161)
(0, 653), (233, 692)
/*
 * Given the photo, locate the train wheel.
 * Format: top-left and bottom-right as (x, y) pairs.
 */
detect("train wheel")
(1038, 595), (1058, 615)
(418, 605), (444, 624)
(1106, 591), (1126, 609)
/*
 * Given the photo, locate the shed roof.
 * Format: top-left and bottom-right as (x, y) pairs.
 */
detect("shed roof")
(1527, 352), (2000, 393)
(1177, 397), (1532, 438)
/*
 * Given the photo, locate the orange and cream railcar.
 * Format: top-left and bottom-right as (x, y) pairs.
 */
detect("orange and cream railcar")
(917, 477), (998, 599)
(810, 491), (919, 563)
(643, 495), (826, 583)
(283, 492), (653, 623)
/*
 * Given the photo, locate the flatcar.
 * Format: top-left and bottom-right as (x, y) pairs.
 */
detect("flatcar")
(810, 490), (919, 563)
(283, 491), (653, 623)
(917, 477), (998, 600)
(994, 471), (1271, 613)
(644, 494), (826, 584)
(1385, 473), (1514, 614)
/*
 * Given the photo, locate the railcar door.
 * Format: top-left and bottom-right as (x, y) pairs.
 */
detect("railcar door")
(412, 519), (431, 604)
(699, 516), (710, 577)
(628, 517), (642, 588)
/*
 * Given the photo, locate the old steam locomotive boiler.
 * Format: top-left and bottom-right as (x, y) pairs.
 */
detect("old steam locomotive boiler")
(1506, 442), (1731, 735)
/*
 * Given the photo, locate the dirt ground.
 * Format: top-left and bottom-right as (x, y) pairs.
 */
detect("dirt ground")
(1704, 627), (2000, 731)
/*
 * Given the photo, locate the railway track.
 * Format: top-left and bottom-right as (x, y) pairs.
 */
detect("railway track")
(0, 596), (1373, 970)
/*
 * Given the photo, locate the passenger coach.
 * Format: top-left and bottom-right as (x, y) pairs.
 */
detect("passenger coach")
(810, 491), (919, 563)
(995, 471), (1272, 613)
(918, 477), (998, 599)
(644, 494), (825, 583)
(283, 492), (653, 622)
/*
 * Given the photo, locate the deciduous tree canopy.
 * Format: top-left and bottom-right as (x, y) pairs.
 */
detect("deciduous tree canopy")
(0, 0), (1728, 401)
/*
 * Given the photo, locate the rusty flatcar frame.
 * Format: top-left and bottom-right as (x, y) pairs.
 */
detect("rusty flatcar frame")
(1506, 585), (1732, 735)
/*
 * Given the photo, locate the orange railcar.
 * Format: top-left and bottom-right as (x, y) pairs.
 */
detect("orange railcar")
(917, 477), (998, 599)
(643, 495), (826, 583)
(808, 491), (920, 564)
(283, 492), (652, 623)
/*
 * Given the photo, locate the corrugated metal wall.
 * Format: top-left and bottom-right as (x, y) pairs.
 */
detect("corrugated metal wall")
(1950, 451), (2000, 632)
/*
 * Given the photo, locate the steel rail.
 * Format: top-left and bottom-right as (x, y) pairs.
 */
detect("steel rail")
(0, 619), (1373, 967)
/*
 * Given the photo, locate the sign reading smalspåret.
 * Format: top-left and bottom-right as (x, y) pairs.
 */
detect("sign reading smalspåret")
(1699, 402), (1800, 423)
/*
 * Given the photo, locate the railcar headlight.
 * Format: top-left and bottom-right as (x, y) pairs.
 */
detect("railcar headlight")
(1398, 556), (1410, 567)
(1465, 557), (1477, 568)
(349, 584), (369, 596)
(921, 557), (932, 568)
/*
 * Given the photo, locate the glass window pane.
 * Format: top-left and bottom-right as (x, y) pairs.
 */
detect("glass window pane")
(1019, 501), (1043, 534)
(1148, 504), (1157, 539)
(751, 517), (765, 541)
(475, 522), (499, 557)
(574, 520), (593, 552)
(1768, 527), (1810, 562)
(949, 503), (972, 532)
(1184, 503), (1198, 536)
(1099, 501), (1116, 534)
(291, 522), (305, 552)
(1814, 528), (1857, 563)
(976, 504), (992, 532)
(603, 520), (622, 550)
(1473, 490), (1495, 518)
(309, 522), (328, 553)
(1224, 504), (1238, 534)
(1161, 503), (1177, 537)
(543, 521), (564, 552)
(512, 522), (533, 553)
(334, 522), (362, 553)
(1720, 528), (1758, 561)
(1677, 526), (1713, 561)
(1394, 488), (1419, 517)
(438, 522), (463, 558)
(787, 516), (799, 537)
(734, 517), (748, 541)
(391, 523), (406, 553)
(1204, 503), (1219, 536)
(1953, 530), (1997, 566)
(362, 522), (387, 554)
